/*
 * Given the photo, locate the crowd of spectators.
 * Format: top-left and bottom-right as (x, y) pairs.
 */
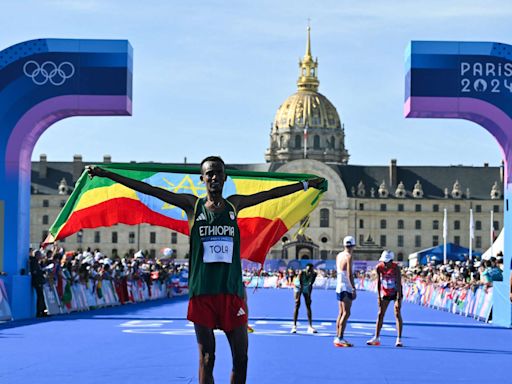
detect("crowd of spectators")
(28, 245), (188, 316)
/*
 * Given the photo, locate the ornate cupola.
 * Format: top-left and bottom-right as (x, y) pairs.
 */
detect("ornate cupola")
(265, 26), (349, 164)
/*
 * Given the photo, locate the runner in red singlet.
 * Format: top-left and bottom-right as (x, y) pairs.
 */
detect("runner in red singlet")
(366, 250), (403, 347)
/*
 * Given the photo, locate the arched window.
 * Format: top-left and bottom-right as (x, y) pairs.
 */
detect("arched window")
(295, 135), (302, 149)
(415, 220), (422, 230)
(380, 219), (387, 229)
(433, 220), (439, 230)
(320, 208), (329, 228)
(397, 219), (404, 229)
(313, 135), (320, 149)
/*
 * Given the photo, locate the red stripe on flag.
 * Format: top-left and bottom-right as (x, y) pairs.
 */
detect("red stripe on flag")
(239, 217), (288, 264)
(55, 198), (190, 239)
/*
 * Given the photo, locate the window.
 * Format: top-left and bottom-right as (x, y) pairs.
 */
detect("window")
(150, 249), (156, 258)
(397, 235), (404, 247)
(294, 135), (301, 149)
(320, 250), (329, 260)
(415, 235), (421, 248)
(359, 203), (364, 211)
(359, 219), (364, 229)
(433, 220), (439, 230)
(454, 220), (460, 230)
(380, 235), (387, 247)
(77, 230), (83, 244)
(94, 231), (100, 243)
(112, 232), (118, 244)
(171, 232), (177, 244)
(475, 221), (482, 230)
(454, 236), (460, 245)
(415, 204), (421, 212)
(493, 221), (500, 231)
(380, 204), (387, 212)
(493, 205), (499, 213)
(380, 219), (387, 229)
(454, 204), (461, 212)
(475, 205), (482, 213)
(359, 234), (364, 245)
(313, 135), (320, 149)
(433, 204), (439, 212)
(320, 237), (328, 243)
(42, 215), (49, 225)
(433, 235), (439, 246)
(129, 232), (135, 244)
(398, 204), (404, 212)
(397, 219), (404, 229)
(476, 236), (482, 248)
(150, 232), (156, 244)
(415, 220), (421, 230)
(43, 199), (49, 208)
(320, 208), (329, 228)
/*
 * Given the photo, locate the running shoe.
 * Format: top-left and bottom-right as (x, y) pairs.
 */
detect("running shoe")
(307, 326), (318, 334)
(366, 336), (381, 346)
(290, 325), (297, 334)
(395, 339), (403, 347)
(247, 325), (254, 333)
(334, 338), (353, 347)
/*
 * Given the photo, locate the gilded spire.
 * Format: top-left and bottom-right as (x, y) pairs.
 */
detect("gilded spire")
(297, 25), (319, 92)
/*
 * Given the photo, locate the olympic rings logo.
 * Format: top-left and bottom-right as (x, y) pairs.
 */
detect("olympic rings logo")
(23, 60), (75, 86)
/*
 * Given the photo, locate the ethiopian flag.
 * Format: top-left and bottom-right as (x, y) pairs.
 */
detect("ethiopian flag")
(46, 163), (327, 264)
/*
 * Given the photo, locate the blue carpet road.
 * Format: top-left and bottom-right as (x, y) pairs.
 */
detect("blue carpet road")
(1, 289), (511, 384)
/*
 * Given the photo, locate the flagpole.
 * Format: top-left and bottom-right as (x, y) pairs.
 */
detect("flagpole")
(469, 208), (474, 261)
(443, 208), (447, 264)
(490, 209), (494, 257)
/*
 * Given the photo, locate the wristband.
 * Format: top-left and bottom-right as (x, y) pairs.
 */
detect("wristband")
(302, 180), (309, 191)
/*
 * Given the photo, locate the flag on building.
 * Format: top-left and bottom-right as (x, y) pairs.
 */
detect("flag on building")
(45, 163), (327, 264)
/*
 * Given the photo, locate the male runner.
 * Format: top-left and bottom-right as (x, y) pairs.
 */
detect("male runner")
(334, 236), (357, 347)
(87, 156), (324, 384)
(291, 263), (318, 334)
(366, 250), (404, 347)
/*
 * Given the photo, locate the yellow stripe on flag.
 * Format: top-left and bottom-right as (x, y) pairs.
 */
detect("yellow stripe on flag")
(74, 184), (139, 212)
(233, 179), (319, 228)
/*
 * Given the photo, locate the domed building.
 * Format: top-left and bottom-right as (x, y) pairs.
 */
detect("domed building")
(265, 26), (349, 164)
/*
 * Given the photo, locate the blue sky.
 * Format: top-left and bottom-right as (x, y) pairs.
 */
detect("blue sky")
(1, 0), (511, 166)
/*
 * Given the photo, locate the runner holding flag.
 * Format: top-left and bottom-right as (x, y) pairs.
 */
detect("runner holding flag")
(87, 156), (325, 384)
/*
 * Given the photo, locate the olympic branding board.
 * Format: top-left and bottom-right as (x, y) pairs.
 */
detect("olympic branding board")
(404, 41), (512, 327)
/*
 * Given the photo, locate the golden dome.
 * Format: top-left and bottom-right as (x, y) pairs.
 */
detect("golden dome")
(265, 26), (348, 164)
(274, 90), (341, 130)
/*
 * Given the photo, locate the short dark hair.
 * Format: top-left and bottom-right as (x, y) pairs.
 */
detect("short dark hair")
(200, 156), (225, 169)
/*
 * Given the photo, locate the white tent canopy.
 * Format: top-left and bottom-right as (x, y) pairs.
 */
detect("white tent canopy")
(481, 229), (504, 260)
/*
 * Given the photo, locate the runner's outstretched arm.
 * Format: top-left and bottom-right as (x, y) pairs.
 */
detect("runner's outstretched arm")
(86, 166), (196, 213)
(229, 177), (325, 211)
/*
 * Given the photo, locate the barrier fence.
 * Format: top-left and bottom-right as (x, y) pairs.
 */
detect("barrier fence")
(243, 275), (493, 323)
(2, 273), (493, 323)
(0, 278), (12, 321)
(42, 277), (190, 316)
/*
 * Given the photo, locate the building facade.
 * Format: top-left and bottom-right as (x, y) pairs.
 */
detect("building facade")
(29, 29), (504, 262)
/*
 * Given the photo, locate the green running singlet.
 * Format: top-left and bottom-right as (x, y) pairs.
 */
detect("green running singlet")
(188, 197), (244, 298)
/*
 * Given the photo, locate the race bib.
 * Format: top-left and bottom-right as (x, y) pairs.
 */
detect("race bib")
(202, 236), (234, 263)
(382, 278), (396, 289)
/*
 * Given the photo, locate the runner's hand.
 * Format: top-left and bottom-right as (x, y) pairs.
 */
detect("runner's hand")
(86, 165), (106, 179)
(307, 177), (326, 190)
